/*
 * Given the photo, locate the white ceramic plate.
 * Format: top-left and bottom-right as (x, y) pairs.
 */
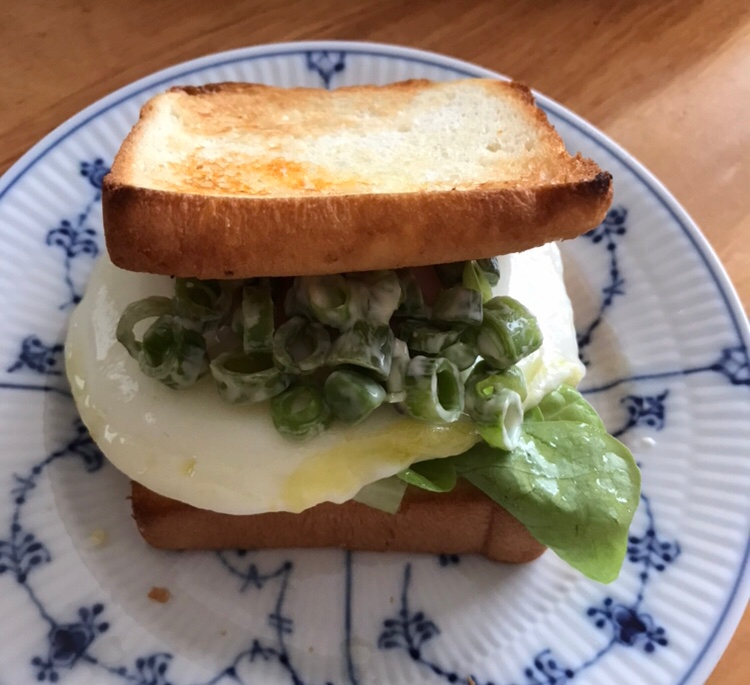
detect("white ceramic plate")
(1, 41), (748, 685)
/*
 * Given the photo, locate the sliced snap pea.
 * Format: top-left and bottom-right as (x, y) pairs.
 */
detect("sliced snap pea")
(119, 253), (546, 447)
(270, 384), (333, 440)
(297, 275), (368, 330)
(210, 351), (291, 404)
(284, 278), (313, 319)
(465, 362), (527, 449)
(138, 315), (208, 389)
(432, 286), (483, 326)
(116, 296), (175, 359)
(477, 393), (524, 450)
(440, 326), (479, 371)
(405, 323), (462, 356)
(462, 260), (493, 303)
(272, 316), (331, 374)
(477, 296), (543, 370)
(441, 335), (478, 371)
(404, 355), (464, 424)
(116, 296), (208, 389)
(232, 282), (274, 353)
(476, 257), (501, 286)
(396, 271), (430, 319)
(467, 361), (528, 403)
(386, 338), (410, 403)
(354, 270), (402, 324)
(327, 320), (394, 379)
(324, 369), (386, 424)
(175, 278), (233, 328)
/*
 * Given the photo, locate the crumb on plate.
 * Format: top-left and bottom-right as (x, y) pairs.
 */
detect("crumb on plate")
(148, 586), (171, 603)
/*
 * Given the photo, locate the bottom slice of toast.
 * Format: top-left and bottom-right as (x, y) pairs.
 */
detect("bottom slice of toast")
(131, 480), (545, 564)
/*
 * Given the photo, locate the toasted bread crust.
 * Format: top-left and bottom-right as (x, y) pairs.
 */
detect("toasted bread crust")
(131, 480), (546, 564)
(103, 79), (612, 278)
(104, 174), (611, 278)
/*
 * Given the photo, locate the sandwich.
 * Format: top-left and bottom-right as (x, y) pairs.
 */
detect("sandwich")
(65, 79), (640, 583)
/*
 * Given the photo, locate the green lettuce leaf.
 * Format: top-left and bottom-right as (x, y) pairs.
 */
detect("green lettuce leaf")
(530, 384), (606, 430)
(452, 386), (640, 583)
(454, 428), (639, 582)
(399, 459), (457, 492)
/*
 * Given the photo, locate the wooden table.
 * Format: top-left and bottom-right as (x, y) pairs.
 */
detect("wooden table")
(1, 1), (747, 681)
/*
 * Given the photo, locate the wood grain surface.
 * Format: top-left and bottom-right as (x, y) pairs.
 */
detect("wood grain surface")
(1, 1), (747, 682)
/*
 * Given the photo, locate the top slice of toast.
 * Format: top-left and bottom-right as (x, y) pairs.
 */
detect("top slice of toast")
(103, 79), (612, 278)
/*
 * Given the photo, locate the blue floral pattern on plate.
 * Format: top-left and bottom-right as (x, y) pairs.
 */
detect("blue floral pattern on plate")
(377, 492), (680, 685)
(0, 158), (712, 685)
(46, 159), (104, 309)
(0, 45), (747, 685)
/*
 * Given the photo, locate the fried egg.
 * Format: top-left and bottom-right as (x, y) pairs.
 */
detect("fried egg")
(65, 243), (583, 515)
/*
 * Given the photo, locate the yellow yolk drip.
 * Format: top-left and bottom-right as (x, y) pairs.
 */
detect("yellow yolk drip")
(282, 419), (478, 510)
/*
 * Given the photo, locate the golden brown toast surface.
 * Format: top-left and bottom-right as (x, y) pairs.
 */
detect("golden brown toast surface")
(131, 480), (546, 564)
(103, 79), (611, 278)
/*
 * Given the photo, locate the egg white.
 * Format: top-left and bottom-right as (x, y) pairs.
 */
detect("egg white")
(65, 244), (583, 515)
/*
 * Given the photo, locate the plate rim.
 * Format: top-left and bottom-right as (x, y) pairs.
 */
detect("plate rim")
(0, 39), (748, 685)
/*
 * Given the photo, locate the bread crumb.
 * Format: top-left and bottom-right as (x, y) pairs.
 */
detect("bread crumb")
(390, 596), (394, 604)
(148, 587), (171, 603)
(220, 630), (227, 636)
(89, 529), (108, 547)
(308, 646), (314, 653)
(467, 678), (476, 685)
